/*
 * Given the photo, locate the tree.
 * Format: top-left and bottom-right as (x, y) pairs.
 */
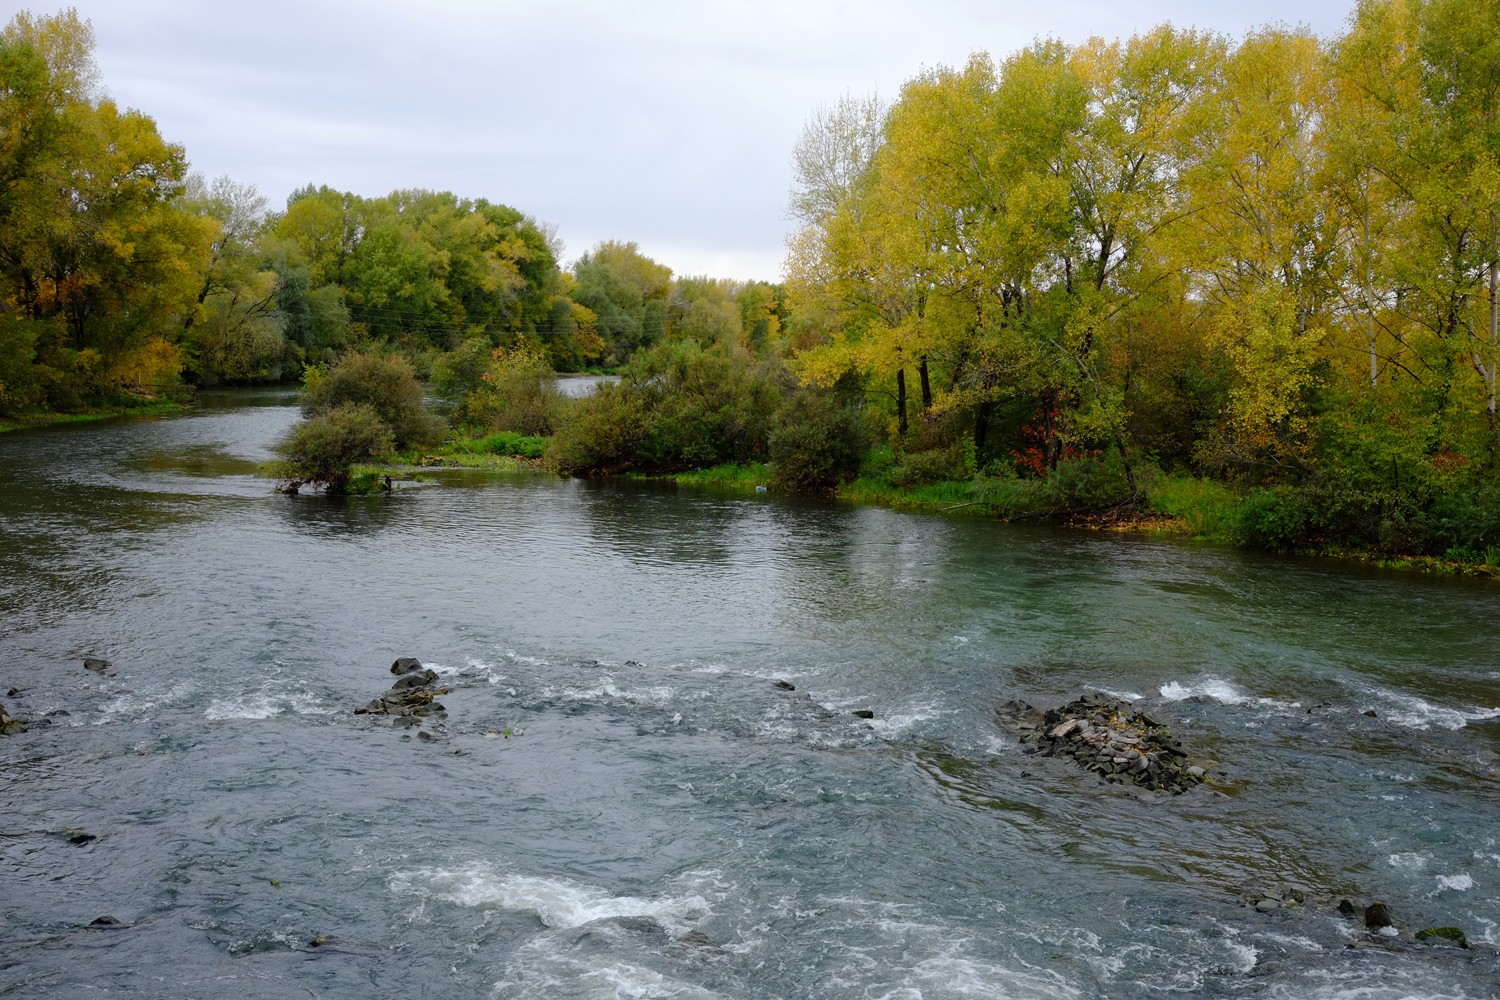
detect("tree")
(179, 175), (287, 384)
(0, 9), (211, 410)
(300, 352), (442, 450)
(569, 240), (672, 364)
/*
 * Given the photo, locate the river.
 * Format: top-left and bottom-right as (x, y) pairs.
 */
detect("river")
(2, 389), (1497, 999)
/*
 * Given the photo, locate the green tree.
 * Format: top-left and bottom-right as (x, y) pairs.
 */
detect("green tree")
(569, 240), (672, 364)
(300, 352), (442, 450)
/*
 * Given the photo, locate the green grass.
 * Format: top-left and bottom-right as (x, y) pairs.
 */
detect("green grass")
(444, 430), (546, 459)
(669, 462), (771, 489)
(0, 399), (184, 433)
(1142, 473), (1243, 541)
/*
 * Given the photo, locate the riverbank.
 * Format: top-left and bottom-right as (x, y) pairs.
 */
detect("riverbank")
(0, 399), (185, 433)
(653, 460), (1500, 581)
(306, 432), (1500, 581)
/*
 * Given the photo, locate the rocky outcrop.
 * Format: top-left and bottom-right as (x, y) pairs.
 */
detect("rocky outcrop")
(354, 658), (447, 720)
(1001, 693), (1208, 795)
(0, 699), (25, 736)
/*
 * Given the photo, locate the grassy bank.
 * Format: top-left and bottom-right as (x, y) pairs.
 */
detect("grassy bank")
(0, 399), (185, 433)
(659, 461), (1500, 581)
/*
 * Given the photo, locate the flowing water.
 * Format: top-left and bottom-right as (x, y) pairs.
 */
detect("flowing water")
(2, 390), (1498, 999)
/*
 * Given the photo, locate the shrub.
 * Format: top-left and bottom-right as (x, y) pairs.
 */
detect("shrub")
(301, 353), (442, 450)
(1237, 485), (1315, 551)
(1424, 484), (1500, 554)
(889, 446), (968, 488)
(428, 338), (493, 417)
(462, 343), (564, 436)
(632, 340), (783, 469)
(546, 383), (649, 475)
(768, 387), (871, 492)
(1033, 454), (1134, 509)
(274, 402), (394, 493)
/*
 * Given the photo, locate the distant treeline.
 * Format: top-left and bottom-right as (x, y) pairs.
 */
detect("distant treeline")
(5, 4), (1500, 562)
(0, 9), (785, 408)
(779, 0), (1500, 556)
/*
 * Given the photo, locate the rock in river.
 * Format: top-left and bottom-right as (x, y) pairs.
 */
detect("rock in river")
(1000, 693), (1209, 795)
(355, 658), (448, 720)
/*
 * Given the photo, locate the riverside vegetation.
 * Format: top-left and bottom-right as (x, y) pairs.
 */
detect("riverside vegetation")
(5, 4), (1500, 573)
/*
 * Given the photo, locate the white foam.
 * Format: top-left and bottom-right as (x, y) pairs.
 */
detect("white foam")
(1356, 687), (1500, 730)
(867, 700), (946, 737)
(1388, 852), (1429, 872)
(1435, 873), (1474, 891)
(1225, 941), (1260, 974)
(389, 864), (709, 934)
(1158, 677), (1298, 709)
(869, 954), (1082, 1000)
(538, 680), (699, 709)
(493, 953), (725, 999)
(94, 680), (198, 724)
(572, 962), (723, 999)
(204, 688), (332, 720)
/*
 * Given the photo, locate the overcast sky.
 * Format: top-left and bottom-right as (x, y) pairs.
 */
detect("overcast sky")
(79, 0), (1357, 282)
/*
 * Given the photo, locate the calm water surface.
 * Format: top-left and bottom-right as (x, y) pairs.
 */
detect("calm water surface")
(2, 389), (1498, 998)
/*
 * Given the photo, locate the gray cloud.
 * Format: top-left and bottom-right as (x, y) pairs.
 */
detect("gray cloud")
(83, 0), (1355, 280)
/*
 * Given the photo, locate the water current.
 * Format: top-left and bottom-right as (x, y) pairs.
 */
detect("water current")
(2, 389), (1498, 998)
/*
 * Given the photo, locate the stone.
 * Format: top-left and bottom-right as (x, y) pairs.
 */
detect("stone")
(1364, 901), (1393, 929)
(1048, 718), (1083, 739)
(852, 709), (875, 720)
(1414, 926), (1468, 949)
(1336, 899), (1358, 918)
(89, 915), (126, 928)
(390, 657), (424, 675)
(390, 669), (439, 691)
(1255, 898), (1281, 913)
(1185, 765), (1206, 779)
(354, 699), (387, 715)
(1363, 709), (1379, 718)
(69, 832), (97, 846)
(84, 657), (111, 673)
(774, 680), (795, 691)
(309, 935), (333, 947)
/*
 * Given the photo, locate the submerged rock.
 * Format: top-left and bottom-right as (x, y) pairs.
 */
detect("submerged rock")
(1365, 901), (1393, 929)
(852, 709), (875, 720)
(84, 657), (111, 673)
(774, 680), (796, 691)
(356, 657), (448, 720)
(1001, 694), (1208, 795)
(88, 915), (126, 929)
(0, 700), (26, 736)
(1415, 926), (1468, 948)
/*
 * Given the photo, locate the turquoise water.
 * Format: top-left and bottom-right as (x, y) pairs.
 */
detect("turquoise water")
(2, 390), (1497, 998)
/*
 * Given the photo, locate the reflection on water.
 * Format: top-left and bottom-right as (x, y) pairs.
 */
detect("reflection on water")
(0, 389), (1497, 1000)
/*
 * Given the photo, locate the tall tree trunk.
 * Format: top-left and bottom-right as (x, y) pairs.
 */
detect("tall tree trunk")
(918, 356), (932, 411)
(896, 368), (908, 438)
(974, 400), (991, 455)
(1041, 389), (1061, 473)
(1486, 254), (1498, 428)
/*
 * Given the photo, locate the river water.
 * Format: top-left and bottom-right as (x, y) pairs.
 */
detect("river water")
(2, 390), (1498, 999)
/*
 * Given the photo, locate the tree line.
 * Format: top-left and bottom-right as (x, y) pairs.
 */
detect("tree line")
(0, 9), (785, 411)
(781, 0), (1500, 555)
(6, 4), (1500, 562)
